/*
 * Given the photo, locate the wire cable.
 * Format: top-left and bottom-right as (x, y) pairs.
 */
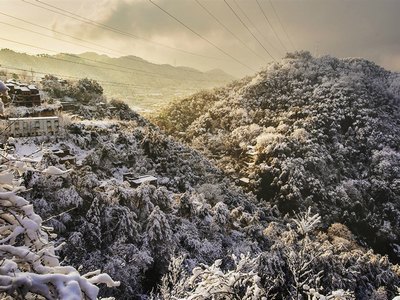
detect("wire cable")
(231, 0), (281, 56)
(0, 11), (157, 64)
(0, 21), (108, 57)
(255, 0), (288, 52)
(269, 0), (296, 50)
(0, 11), (222, 77)
(21, 0), (228, 61)
(223, 0), (276, 62)
(146, 0), (256, 72)
(193, 0), (265, 62)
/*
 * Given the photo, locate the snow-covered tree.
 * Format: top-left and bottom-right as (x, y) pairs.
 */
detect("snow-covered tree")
(0, 145), (119, 299)
(157, 254), (265, 300)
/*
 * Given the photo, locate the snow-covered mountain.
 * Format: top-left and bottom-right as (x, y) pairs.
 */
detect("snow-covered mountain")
(13, 111), (399, 299)
(2, 52), (400, 299)
(18, 115), (276, 298)
(156, 51), (400, 265)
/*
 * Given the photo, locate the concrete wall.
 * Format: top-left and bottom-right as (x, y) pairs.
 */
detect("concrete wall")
(8, 117), (60, 137)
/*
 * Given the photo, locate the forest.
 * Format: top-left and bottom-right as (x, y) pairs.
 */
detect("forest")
(1, 52), (400, 299)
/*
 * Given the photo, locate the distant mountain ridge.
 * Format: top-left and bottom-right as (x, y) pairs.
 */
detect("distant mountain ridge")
(0, 48), (235, 110)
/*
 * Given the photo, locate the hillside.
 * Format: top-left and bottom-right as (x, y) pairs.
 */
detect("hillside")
(155, 52), (400, 264)
(1, 56), (400, 298)
(0, 102), (398, 298)
(0, 48), (234, 111)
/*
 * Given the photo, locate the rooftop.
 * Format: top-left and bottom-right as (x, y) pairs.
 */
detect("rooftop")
(9, 116), (59, 121)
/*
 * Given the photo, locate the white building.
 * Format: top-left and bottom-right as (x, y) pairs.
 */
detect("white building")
(7, 116), (60, 137)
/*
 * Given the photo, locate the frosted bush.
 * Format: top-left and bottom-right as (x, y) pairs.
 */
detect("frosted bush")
(292, 207), (321, 236)
(0, 147), (119, 299)
(256, 132), (284, 152)
(158, 253), (266, 300)
(304, 285), (354, 300)
(291, 128), (309, 143)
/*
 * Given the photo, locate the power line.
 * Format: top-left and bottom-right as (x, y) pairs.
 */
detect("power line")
(0, 64), (158, 89)
(0, 36), (176, 79)
(223, 0), (276, 62)
(147, 0), (256, 72)
(0, 21), (108, 56)
(20, 0), (260, 72)
(269, 0), (296, 51)
(231, 0), (282, 56)
(0, 11), (222, 78)
(255, 0), (288, 52)
(0, 34), (227, 84)
(193, 0), (265, 62)
(1, 64), (200, 92)
(0, 11), (157, 64)
(21, 0), (228, 62)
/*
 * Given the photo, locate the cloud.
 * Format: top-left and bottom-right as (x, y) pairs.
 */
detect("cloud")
(69, 0), (222, 43)
(48, 0), (400, 76)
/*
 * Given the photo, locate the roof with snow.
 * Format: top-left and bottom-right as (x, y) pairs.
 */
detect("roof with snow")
(123, 174), (158, 187)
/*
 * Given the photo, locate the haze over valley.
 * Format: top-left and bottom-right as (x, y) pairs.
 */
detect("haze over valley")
(0, 49), (234, 111)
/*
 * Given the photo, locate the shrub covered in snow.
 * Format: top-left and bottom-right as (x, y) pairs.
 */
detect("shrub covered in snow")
(0, 145), (119, 299)
(15, 107), (400, 298)
(5, 53), (400, 298)
(157, 208), (400, 299)
(155, 52), (400, 264)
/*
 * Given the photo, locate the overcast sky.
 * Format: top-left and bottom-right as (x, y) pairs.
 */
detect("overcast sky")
(1, 0), (400, 77)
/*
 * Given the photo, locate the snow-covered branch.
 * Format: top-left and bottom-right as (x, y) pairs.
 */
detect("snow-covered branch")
(0, 147), (119, 299)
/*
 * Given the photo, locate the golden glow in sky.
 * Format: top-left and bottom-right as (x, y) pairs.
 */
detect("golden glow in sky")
(1, 0), (400, 77)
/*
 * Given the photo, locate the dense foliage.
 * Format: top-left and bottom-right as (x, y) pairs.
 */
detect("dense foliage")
(21, 120), (274, 298)
(42, 76), (103, 103)
(3, 52), (400, 298)
(0, 143), (119, 299)
(17, 116), (400, 299)
(155, 52), (400, 265)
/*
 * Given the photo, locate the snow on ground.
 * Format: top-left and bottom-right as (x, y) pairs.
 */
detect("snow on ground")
(79, 119), (119, 129)
(13, 138), (43, 162)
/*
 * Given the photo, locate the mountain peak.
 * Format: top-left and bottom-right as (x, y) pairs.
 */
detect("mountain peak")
(156, 53), (400, 263)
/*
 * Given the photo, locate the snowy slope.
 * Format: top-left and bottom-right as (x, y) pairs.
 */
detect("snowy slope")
(6, 57), (400, 298)
(156, 51), (400, 265)
(16, 111), (399, 299)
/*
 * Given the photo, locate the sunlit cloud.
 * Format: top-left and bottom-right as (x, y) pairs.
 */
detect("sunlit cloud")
(1, 0), (399, 77)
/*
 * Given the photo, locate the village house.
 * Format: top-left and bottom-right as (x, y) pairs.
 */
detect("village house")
(7, 116), (60, 137)
(123, 173), (158, 188)
(60, 96), (78, 111)
(50, 144), (76, 165)
(5, 80), (41, 107)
